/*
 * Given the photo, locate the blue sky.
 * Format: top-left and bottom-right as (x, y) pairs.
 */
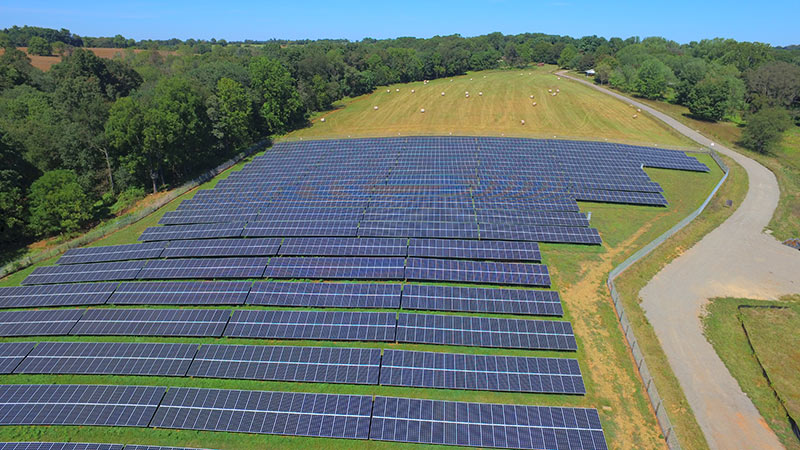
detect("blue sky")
(1, 0), (797, 46)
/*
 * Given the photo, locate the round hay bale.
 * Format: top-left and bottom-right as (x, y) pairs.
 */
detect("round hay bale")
(470, 78), (473, 81)
(632, 114), (638, 119)
(532, 102), (537, 106)
(552, 93), (557, 96)
(478, 92), (483, 96)
(386, 89), (390, 93)
(520, 119), (526, 125)
(636, 108), (641, 112)
(465, 94), (469, 98)
(420, 108), (425, 113)
(548, 88), (552, 92)
(441, 92), (445, 96)
(411, 89), (415, 93)
(374, 106), (379, 110)
(465, 91), (469, 94)
(556, 88), (560, 92)
(396, 88), (400, 92)
(530, 95), (534, 99)
(320, 117), (326, 122)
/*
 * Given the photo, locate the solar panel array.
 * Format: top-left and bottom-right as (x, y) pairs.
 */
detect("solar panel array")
(0, 444), (124, 450)
(150, 388), (373, 440)
(370, 396), (607, 449)
(0, 137), (708, 448)
(0, 384), (165, 427)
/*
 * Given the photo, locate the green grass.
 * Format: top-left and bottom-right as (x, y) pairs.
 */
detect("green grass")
(288, 67), (696, 149)
(0, 74), (727, 448)
(702, 295), (800, 450)
(637, 98), (800, 241)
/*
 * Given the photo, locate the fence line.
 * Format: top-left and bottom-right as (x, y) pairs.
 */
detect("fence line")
(0, 140), (269, 279)
(606, 148), (729, 449)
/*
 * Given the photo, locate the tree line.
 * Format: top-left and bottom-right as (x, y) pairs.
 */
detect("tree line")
(0, 26), (798, 252)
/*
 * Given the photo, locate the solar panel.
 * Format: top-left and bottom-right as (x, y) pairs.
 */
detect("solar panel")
(71, 309), (229, 337)
(0, 444), (124, 450)
(405, 258), (550, 286)
(402, 284), (563, 316)
(264, 257), (405, 280)
(379, 349), (585, 394)
(279, 237), (407, 257)
(57, 242), (166, 265)
(21, 261), (144, 285)
(408, 238), (541, 261)
(0, 309), (84, 337)
(0, 342), (36, 373)
(136, 258), (269, 280)
(370, 396), (607, 449)
(225, 310), (396, 341)
(397, 313), (577, 350)
(188, 344), (380, 385)
(15, 342), (198, 376)
(359, 221), (479, 239)
(0, 384), (165, 427)
(138, 222), (245, 242)
(161, 238), (280, 258)
(479, 224), (602, 245)
(243, 220), (358, 237)
(150, 388), (372, 439)
(108, 281), (251, 305)
(0, 283), (117, 308)
(247, 281), (401, 308)
(159, 207), (260, 225)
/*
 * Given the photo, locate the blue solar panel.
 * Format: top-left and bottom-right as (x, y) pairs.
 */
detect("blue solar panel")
(108, 281), (251, 305)
(71, 309), (229, 337)
(150, 388), (373, 439)
(408, 238), (541, 261)
(22, 261), (144, 285)
(0, 309), (84, 337)
(161, 238), (280, 258)
(0, 384), (165, 427)
(402, 284), (563, 316)
(397, 313), (577, 350)
(0, 283), (117, 308)
(247, 281), (401, 308)
(57, 242), (166, 265)
(188, 344), (380, 384)
(265, 257), (405, 280)
(15, 342), (198, 376)
(379, 349), (585, 394)
(405, 257), (550, 286)
(138, 222), (245, 242)
(279, 237), (407, 257)
(370, 396), (607, 449)
(136, 258), (269, 280)
(225, 310), (396, 341)
(0, 342), (36, 373)
(0, 444), (124, 450)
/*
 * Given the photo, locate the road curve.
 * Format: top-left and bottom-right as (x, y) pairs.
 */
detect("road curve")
(559, 71), (800, 449)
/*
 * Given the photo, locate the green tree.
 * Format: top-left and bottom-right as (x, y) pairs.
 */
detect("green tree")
(27, 169), (91, 236)
(744, 61), (800, 111)
(248, 56), (307, 134)
(634, 58), (672, 99)
(687, 75), (744, 121)
(105, 96), (147, 191)
(0, 133), (30, 244)
(557, 44), (579, 69)
(26, 36), (51, 56)
(207, 77), (252, 152)
(740, 107), (793, 153)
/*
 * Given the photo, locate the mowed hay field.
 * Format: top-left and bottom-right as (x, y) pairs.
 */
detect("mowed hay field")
(289, 67), (696, 149)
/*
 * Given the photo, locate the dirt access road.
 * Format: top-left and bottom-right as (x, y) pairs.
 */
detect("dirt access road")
(559, 71), (800, 449)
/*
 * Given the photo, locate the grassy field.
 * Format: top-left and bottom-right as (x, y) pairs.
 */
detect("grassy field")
(637, 98), (800, 241)
(0, 69), (726, 449)
(703, 296), (800, 450)
(288, 67), (696, 149)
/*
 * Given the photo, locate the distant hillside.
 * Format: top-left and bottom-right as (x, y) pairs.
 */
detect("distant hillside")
(0, 47), (174, 71)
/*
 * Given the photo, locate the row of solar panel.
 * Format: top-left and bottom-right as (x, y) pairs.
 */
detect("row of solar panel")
(0, 384), (607, 449)
(0, 281), (562, 316)
(137, 221), (603, 243)
(0, 341), (584, 394)
(0, 444), (208, 450)
(22, 257), (552, 287)
(0, 309), (577, 350)
(58, 238), (543, 265)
